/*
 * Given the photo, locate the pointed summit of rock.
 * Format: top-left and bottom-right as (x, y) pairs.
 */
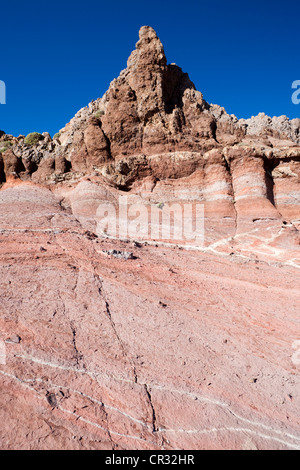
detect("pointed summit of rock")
(127, 25), (167, 68)
(139, 25), (160, 41)
(98, 25), (214, 158)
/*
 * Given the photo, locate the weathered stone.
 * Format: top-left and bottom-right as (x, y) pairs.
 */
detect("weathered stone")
(0, 26), (300, 451)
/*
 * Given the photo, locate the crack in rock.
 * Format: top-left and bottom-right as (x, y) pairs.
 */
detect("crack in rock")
(70, 321), (84, 368)
(144, 384), (158, 433)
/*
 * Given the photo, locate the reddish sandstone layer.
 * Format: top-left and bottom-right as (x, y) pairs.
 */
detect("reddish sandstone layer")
(0, 184), (299, 450)
(0, 26), (299, 450)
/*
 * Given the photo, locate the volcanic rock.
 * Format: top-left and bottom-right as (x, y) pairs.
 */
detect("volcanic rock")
(0, 26), (300, 450)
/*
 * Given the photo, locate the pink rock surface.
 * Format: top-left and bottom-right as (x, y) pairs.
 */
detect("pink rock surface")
(0, 184), (299, 450)
(0, 25), (300, 450)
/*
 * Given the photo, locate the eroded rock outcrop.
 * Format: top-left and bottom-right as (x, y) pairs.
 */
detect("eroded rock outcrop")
(0, 27), (298, 257)
(0, 26), (300, 450)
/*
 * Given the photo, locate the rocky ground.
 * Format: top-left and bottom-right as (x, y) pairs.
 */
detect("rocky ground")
(0, 26), (299, 450)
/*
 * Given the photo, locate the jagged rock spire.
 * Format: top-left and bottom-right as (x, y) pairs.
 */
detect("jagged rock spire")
(100, 26), (212, 158)
(127, 26), (167, 69)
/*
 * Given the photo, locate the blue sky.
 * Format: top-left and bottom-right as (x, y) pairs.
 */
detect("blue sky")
(0, 0), (299, 137)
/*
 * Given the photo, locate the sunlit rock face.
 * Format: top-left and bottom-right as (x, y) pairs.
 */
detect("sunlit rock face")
(0, 27), (300, 450)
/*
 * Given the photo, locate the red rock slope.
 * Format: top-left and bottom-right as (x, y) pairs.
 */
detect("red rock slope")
(0, 183), (299, 450)
(0, 26), (299, 450)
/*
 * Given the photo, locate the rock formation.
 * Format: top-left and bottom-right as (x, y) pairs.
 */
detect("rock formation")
(0, 26), (299, 450)
(0, 26), (299, 258)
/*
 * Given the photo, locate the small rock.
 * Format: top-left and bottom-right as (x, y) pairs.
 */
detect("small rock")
(5, 335), (21, 344)
(132, 241), (142, 248)
(104, 249), (136, 260)
(46, 392), (57, 408)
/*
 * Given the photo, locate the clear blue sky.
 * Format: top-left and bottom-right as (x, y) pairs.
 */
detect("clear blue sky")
(0, 0), (299, 137)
